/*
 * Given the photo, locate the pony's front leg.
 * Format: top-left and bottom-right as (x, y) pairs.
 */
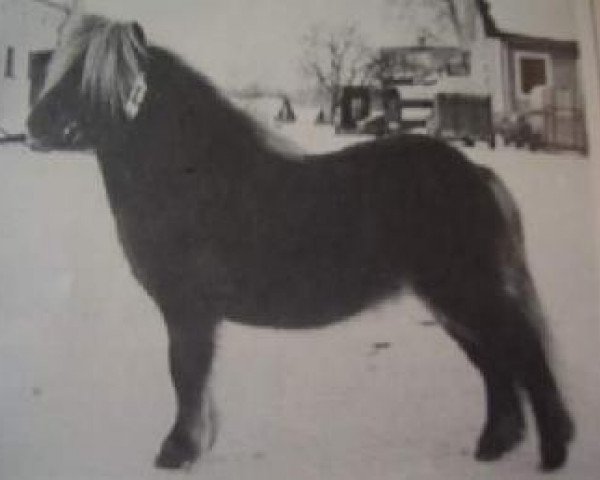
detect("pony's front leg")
(155, 306), (218, 470)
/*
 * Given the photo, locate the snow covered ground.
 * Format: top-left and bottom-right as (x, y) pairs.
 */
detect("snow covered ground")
(0, 117), (599, 480)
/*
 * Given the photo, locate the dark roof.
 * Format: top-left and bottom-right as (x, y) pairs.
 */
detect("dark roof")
(474, 0), (500, 37)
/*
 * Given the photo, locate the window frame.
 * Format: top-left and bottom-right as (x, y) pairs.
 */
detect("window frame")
(514, 50), (553, 99)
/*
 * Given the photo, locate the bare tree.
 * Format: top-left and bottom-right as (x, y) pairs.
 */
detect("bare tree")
(385, 0), (476, 47)
(31, 0), (71, 14)
(300, 23), (375, 121)
(440, 0), (464, 45)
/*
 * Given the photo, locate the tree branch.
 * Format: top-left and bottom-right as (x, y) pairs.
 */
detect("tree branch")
(31, 0), (71, 13)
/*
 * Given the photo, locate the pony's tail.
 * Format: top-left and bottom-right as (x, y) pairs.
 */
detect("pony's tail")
(480, 166), (548, 338)
(480, 166), (525, 253)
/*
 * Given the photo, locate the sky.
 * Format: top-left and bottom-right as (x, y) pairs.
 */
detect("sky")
(66, 0), (576, 90)
(81, 0), (394, 89)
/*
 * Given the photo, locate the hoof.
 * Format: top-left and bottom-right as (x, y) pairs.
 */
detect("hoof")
(539, 442), (568, 472)
(155, 432), (199, 470)
(539, 414), (574, 472)
(475, 415), (525, 462)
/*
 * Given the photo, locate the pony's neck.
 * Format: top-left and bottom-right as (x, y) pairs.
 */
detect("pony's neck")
(146, 48), (301, 162)
(97, 47), (301, 170)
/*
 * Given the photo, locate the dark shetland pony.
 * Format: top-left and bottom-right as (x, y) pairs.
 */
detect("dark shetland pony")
(27, 10), (574, 473)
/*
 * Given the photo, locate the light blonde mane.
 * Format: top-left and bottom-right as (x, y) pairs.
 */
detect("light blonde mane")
(42, 15), (147, 116)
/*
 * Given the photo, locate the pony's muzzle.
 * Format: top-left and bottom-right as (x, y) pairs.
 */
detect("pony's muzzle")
(24, 131), (50, 152)
(25, 119), (86, 152)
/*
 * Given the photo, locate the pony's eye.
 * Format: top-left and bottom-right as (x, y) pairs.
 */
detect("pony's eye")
(63, 120), (77, 135)
(63, 120), (79, 139)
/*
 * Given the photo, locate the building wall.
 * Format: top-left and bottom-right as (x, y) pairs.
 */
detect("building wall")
(0, 0), (63, 132)
(470, 37), (507, 115)
(469, 3), (509, 117)
(552, 54), (583, 106)
(0, 1), (27, 131)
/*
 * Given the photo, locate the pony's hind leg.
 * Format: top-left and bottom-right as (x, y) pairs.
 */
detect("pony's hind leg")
(154, 300), (219, 469)
(505, 302), (575, 471)
(419, 270), (573, 471)
(453, 335), (525, 461)
(426, 290), (526, 462)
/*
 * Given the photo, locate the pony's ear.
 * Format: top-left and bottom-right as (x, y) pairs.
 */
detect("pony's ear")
(130, 22), (147, 49)
(57, 0), (85, 46)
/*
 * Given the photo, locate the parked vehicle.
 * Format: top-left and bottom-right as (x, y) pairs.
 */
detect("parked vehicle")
(334, 76), (494, 148)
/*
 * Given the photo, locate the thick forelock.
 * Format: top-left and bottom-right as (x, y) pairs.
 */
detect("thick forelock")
(42, 15), (147, 117)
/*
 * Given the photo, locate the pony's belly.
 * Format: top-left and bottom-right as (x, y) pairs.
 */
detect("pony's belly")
(226, 267), (405, 329)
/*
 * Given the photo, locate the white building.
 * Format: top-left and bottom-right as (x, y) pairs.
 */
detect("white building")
(0, 0), (66, 133)
(468, 0), (584, 150)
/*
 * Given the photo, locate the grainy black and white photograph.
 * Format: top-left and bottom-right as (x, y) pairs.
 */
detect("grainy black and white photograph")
(1, 0), (599, 479)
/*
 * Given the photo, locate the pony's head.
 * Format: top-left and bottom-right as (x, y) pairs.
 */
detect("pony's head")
(27, 9), (148, 150)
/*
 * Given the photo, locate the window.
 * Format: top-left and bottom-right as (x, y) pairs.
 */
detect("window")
(515, 52), (552, 97)
(520, 58), (547, 93)
(4, 46), (15, 78)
